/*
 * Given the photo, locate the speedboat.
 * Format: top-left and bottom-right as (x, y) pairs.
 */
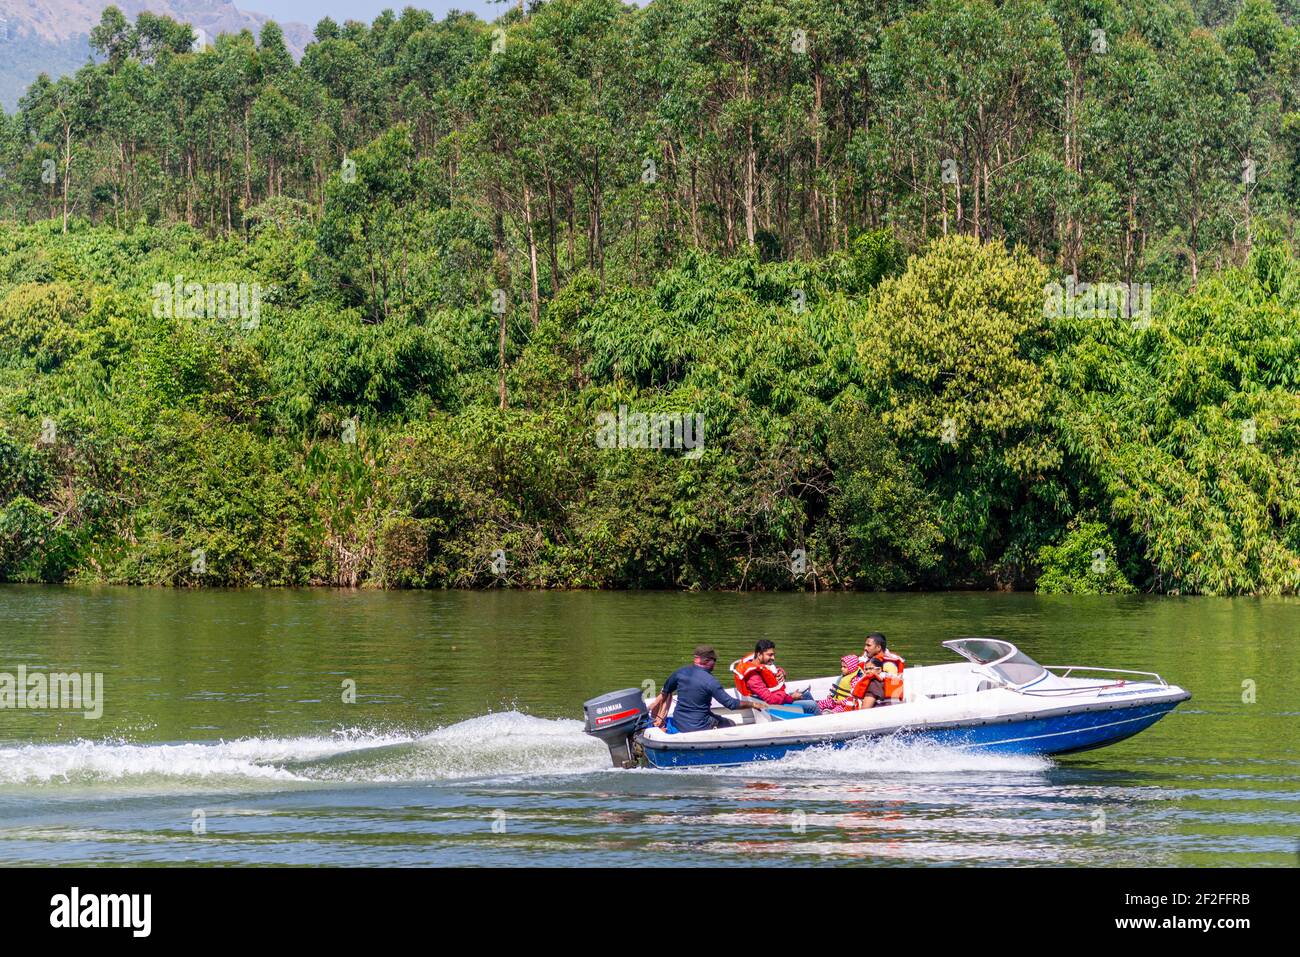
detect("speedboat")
(582, 637), (1191, 768)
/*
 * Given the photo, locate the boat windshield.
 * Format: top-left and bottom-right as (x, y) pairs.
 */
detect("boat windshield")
(990, 651), (1047, 685)
(943, 637), (1047, 687)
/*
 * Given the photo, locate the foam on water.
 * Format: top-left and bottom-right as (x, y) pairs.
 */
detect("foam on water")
(761, 734), (1054, 776)
(652, 735), (1053, 782)
(0, 713), (610, 791)
(0, 729), (414, 789)
(299, 712), (612, 783)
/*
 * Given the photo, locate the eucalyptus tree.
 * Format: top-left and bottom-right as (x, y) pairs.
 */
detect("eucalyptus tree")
(874, 0), (1065, 246)
(1084, 34), (1165, 280)
(97, 57), (162, 226)
(1044, 0), (1116, 276)
(89, 6), (139, 68)
(1154, 29), (1249, 285)
(20, 71), (100, 232)
(315, 123), (423, 324)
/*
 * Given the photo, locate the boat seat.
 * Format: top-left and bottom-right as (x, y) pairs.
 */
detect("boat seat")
(767, 704), (819, 721)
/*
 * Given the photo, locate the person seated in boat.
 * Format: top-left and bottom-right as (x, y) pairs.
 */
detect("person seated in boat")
(648, 645), (768, 733)
(817, 654), (873, 713)
(861, 632), (906, 705)
(731, 640), (817, 713)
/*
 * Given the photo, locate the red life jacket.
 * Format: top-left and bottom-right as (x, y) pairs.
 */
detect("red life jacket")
(865, 650), (905, 700)
(730, 654), (786, 696)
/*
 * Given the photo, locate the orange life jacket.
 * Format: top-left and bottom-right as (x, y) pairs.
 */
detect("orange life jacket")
(865, 650), (905, 700)
(730, 654), (786, 697)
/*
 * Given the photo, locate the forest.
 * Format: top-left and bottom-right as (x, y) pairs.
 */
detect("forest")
(1, 0), (1299, 594)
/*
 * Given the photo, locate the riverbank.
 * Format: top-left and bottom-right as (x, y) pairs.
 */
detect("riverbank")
(5, 225), (1300, 596)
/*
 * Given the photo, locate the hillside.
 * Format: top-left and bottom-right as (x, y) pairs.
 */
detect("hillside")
(0, 0), (310, 109)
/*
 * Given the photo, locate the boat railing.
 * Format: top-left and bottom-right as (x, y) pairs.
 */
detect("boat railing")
(1027, 664), (1168, 694)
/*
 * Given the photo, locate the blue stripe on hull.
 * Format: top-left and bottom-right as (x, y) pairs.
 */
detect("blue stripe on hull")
(639, 700), (1182, 769)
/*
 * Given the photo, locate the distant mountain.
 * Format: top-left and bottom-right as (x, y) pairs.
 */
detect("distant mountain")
(0, 1), (313, 111)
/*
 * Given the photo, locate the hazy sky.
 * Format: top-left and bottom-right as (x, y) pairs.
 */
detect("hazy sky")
(244, 2), (514, 27)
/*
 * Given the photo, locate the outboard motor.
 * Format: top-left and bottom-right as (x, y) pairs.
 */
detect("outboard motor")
(582, 688), (649, 768)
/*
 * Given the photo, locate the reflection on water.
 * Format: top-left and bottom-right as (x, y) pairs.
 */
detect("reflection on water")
(0, 587), (1295, 866)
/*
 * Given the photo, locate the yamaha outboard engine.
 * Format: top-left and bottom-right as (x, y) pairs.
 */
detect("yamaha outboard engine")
(582, 688), (649, 768)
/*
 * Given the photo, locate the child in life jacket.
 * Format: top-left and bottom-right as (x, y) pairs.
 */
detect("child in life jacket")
(817, 654), (872, 713)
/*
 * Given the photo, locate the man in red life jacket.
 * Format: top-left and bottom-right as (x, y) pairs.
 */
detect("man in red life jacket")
(731, 640), (816, 712)
(860, 632), (905, 706)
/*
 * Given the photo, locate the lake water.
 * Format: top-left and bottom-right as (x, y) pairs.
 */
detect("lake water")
(0, 587), (1295, 866)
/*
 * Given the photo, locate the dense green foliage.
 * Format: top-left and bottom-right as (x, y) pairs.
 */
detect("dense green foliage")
(1035, 521), (1137, 593)
(1, 0), (1299, 594)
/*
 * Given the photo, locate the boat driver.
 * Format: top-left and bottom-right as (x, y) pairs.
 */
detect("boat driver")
(649, 645), (768, 733)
